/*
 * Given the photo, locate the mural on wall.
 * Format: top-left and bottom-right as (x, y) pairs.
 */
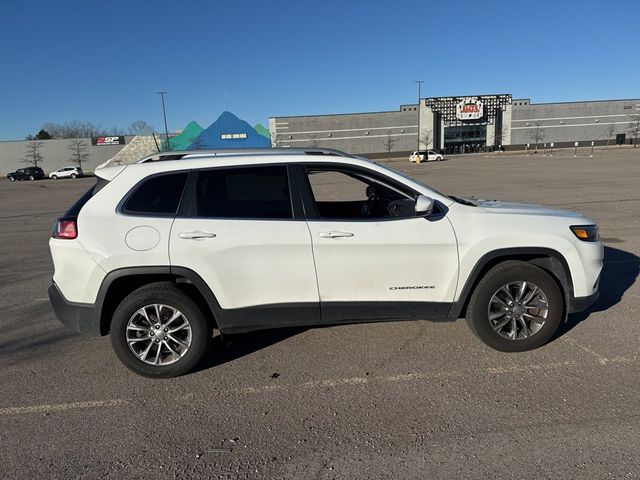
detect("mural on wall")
(167, 112), (271, 151)
(168, 121), (204, 150)
(253, 123), (271, 141)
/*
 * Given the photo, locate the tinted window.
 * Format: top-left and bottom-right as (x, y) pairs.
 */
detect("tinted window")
(195, 166), (292, 219)
(123, 172), (188, 215)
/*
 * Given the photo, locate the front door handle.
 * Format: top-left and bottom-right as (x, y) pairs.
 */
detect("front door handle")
(178, 231), (217, 240)
(318, 231), (354, 239)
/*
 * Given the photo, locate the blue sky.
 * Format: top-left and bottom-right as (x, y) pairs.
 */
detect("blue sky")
(1, 0), (638, 140)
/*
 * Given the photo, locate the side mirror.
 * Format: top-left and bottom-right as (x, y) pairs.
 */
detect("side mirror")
(415, 195), (434, 216)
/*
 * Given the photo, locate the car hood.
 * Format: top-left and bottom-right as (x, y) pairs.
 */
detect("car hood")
(464, 197), (586, 219)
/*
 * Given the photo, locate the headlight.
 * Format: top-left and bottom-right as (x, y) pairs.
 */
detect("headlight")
(570, 224), (599, 242)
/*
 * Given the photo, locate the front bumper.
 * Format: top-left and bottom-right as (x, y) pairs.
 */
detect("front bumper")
(48, 283), (102, 335)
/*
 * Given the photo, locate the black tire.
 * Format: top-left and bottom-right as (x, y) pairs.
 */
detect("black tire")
(110, 282), (212, 378)
(71, 173), (77, 179)
(29, 175), (35, 181)
(51, 175), (57, 180)
(466, 261), (564, 352)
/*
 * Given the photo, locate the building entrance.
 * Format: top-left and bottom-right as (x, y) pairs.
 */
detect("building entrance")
(444, 124), (487, 154)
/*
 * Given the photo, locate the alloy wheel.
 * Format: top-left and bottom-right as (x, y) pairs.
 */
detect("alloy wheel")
(487, 281), (549, 340)
(126, 304), (192, 366)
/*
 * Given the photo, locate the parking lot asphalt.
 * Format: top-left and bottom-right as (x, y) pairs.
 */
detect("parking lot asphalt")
(1, 148), (639, 479)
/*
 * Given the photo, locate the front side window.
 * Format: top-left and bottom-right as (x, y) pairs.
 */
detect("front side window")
(306, 168), (416, 220)
(194, 166), (292, 219)
(122, 172), (188, 215)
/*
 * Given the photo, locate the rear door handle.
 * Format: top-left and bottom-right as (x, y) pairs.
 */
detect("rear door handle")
(318, 231), (354, 239)
(178, 231), (217, 240)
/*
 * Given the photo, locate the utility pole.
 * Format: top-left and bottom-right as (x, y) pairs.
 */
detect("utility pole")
(415, 81), (424, 152)
(157, 91), (170, 151)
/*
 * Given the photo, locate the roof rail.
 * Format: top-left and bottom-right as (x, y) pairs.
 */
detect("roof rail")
(137, 147), (356, 163)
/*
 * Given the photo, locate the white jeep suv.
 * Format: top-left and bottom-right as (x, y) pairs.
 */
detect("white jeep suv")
(49, 148), (603, 377)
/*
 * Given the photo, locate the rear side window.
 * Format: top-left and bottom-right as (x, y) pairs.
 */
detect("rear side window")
(122, 172), (188, 216)
(194, 166), (292, 219)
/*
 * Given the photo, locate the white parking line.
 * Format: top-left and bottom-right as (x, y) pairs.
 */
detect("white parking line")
(0, 399), (127, 416)
(562, 337), (610, 365)
(2, 357), (635, 416)
(234, 361), (581, 395)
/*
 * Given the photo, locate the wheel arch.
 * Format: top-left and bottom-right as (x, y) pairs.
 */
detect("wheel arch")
(97, 266), (227, 335)
(448, 247), (573, 321)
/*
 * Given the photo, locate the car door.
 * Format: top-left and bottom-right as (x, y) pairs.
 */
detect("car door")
(169, 164), (320, 331)
(298, 164), (459, 323)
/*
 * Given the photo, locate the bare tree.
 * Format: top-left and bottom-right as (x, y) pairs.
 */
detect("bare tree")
(23, 141), (45, 167)
(128, 120), (154, 136)
(605, 122), (616, 149)
(383, 130), (397, 161)
(529, 121), (546, 152)
(42, 120), (104, 139)
(419, 129), (433, 151)
(68, 139), (90, 168)
(106, 125), (125, 136)
(629, 115), (640, 147)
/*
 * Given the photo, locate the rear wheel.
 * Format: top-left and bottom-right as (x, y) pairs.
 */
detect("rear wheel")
(466, 261), (564, 352)
(110, 283), (212, 378)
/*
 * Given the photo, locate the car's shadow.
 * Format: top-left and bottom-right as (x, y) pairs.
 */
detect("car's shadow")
(554, 245), (639, 338)
(194, 326), (309, 372)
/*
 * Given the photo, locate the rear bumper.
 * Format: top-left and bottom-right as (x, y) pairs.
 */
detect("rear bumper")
(48, 283), (102, 335)
(568, 290), (599, 313)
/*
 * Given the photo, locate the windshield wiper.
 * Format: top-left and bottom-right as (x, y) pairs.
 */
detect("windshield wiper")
(449, 196), (478, 207)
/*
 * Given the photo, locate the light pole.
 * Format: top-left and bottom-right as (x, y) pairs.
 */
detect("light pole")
(157, 91), (170, 151)
(415, 81), (424, 152)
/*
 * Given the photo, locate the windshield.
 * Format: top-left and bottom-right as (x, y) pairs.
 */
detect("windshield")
(374, 162), (451, 200)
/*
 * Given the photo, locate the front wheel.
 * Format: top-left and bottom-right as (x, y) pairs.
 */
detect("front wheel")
(51, 175), (58, 180)
(29, 175), (35, 181)
(110, 283), (212, 378)
(466, 261), (564, 352)
(71, 173), (77, 179)
(8, 176), (15, 182)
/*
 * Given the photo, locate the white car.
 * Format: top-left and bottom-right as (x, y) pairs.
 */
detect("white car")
(409, 150), (443, 163)
(49, 148), (602, 377)
(50, 166), (83, 179)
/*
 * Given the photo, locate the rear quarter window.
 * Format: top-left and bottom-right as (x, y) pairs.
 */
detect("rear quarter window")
(121, 172), (189, 216)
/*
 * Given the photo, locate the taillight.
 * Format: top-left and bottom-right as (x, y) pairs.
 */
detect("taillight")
(52, 218), (78, 239)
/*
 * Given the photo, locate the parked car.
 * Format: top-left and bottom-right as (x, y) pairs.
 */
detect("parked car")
(49, 148), (602, 377)
(50, 166), (83, 179)
(409, 150), (443, 162)
(7, 166), (45, 181)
